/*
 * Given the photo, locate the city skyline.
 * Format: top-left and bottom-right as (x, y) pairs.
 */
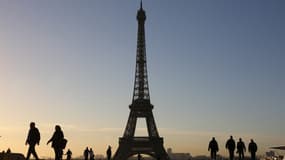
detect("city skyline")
(0, 0), (285, 158)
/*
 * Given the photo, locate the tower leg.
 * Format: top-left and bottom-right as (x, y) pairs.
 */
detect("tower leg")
(113, 137), (170, 160)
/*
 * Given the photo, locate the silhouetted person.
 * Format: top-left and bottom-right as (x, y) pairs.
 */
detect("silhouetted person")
(208, 137), (219, 160)
(106, 145), (112, 160)
(237, 138), (246, 160)
(89, 148), (95, 160)
(84, 147), (89, 160)
(138, 154), (142, 160)
(25, 122), (40, 160)
(248, 139), (257, 160)
(66, 149), (72, 160)
(226, 136), (236, 160)
(47, 125), (64, 160)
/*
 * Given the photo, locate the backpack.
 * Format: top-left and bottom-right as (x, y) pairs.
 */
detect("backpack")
(61, 138), (68, 149)
(35, 129), (40, 143)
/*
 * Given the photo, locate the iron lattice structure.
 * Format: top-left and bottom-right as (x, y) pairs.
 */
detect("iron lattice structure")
(113, 2), (170, 160)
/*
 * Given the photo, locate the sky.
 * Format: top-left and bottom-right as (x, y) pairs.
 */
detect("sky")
(0, 0), (285, 158)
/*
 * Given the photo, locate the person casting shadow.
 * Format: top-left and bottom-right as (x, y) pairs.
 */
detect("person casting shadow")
(208, 137), (219, 160)
(248, 139), (257, 160)
(66, 149), (72, 160)
(226, 136), (236, 160)
(106, 145), (112, 160)
(84, 147), (89, 160)
(25, 122), (40, 160)
(47, 125), (65, 160)
(237, 138), (246, 160)
(138, 154), (142, 160)
(89, 148), (95, 160)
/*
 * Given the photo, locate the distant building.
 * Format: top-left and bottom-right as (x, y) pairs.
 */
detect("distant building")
(266, 151), (276, 157)
(0, 152), (25, 160)
(264, 151), (284, 160)
(167, 148), (192, 160)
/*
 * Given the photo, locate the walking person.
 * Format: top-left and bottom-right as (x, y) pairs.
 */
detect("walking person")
(248, 139), (258, 160)
(47, 125), (65, 160)
(106, 145), (112, 160)
(138, 154), (142, 160)
(25, 122), (40, 160)
(237, 138), (246, 160)
(226, 136), (236, 160)
(66, 149), (72, 160)
(84, 147), (89, 160)
(208, 137), (219, 160)
(89, 148), (95, 160)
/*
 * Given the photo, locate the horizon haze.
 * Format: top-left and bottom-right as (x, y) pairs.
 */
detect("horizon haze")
(0, 0), (284, 158)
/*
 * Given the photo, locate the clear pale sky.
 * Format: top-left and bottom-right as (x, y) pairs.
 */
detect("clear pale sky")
(0, 0), (284, 158)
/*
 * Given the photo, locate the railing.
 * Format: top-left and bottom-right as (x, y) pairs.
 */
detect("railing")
(119, 136), (164, 143)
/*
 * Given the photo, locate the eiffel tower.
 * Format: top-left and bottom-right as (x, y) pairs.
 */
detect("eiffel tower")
(113, 1), (170, 160)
